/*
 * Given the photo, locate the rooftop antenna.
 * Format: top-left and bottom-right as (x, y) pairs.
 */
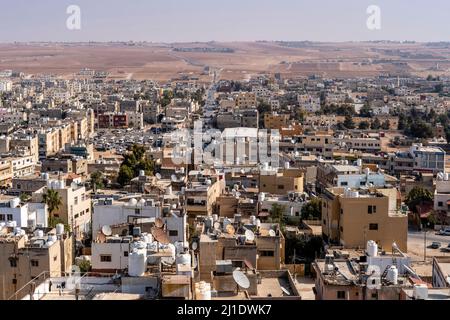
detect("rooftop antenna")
(269, 229), (276, 237)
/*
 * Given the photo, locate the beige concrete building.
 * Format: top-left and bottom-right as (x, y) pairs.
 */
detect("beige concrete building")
(259, 167), (304, 195)
(321, 187), (408, 252)
(0, 228), (73, 300)
(264, 113), (290, 130)
(235, 92), (257, 109)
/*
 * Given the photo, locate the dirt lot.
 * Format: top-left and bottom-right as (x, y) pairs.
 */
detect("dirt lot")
(1, 41), (450, 82)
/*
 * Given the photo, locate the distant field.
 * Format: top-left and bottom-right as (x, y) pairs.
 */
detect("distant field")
(1, 41), (450, 81)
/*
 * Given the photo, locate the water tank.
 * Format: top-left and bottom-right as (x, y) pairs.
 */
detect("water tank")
(166, 186), (173, 195)
(386, 266), (398, 285)
(356, 159), (363, 167)
(413, 284), (428, 300)
(35, 229), (44, 238)
(176, 253), (192, 266)
(263, 162), (269, 170)
(9, 198), (20, 208)
(128, 198), (138, 206)
(58, 180), (65, 189)
(195, 282), (212, 300)
(205, 217), (213, 231)
(284, 162), (290, 169)
(7, 221), (17, 228)
(142, 233), (153, 244)
(444, 173), (449, 181)
(258, 192), (266, 202)
(212, 214), (219, 222)
(43, 173), (49, 180)
(56, 223), (65, 235)
(48, 234), (57, 243)
(256, 219), (261, 228)
(128, 248), (146, 277)
(139, 170), (145, 177)
(364, 168), (370, 176)
(366, 240), (378, 257)
(250, 215), (257, 225)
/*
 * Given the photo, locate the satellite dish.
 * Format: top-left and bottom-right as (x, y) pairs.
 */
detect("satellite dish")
(155, 173), (162, 180)
(191, 241), (198, 251)
(226, 224), (235, 235)
(245, 229), (255, 242)
(151, 227), (170, 244)
(232, 270), (250, 289)
(269, 229), (276, 237)
(171, 175), (177, 182)
(281, 287), (290, 296)
(214, 222), (221, 230)
(155, 218), (164, 229)
(101, 225), (112, 236)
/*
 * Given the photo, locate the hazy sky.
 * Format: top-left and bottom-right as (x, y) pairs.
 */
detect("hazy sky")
(0, 0), (449, 42)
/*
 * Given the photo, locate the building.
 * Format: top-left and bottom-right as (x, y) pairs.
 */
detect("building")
(409, 144), (445, 173)
(235, 92), (257, 109)
(321, 187), (408, 252)
(264, 113), (290, 130)
(432, 257), (450, 288)
(0, 195), (48, 228)
(259, 166), (304, 195)
(0, 227), (73, 300)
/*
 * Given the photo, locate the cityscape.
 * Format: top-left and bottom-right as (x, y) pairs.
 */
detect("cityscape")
(0, 1), (449, 307)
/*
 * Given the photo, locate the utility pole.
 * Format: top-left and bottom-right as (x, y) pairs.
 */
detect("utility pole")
(423, 223), (427, 262)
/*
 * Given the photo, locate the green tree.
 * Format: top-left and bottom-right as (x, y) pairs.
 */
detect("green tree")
(359, 104), (372, 117)
(405, 187), (434, 229)
(90, 171), (104, 192)
(117, 165), (134, 187)
(381, 119), (390, 130)
(371, 118), (381, 130)
(343, 115), (355, 129)
(301, 198), (322, 220)
(19, 193), (30, 203)
(270, 203), (286, 225)
(42, 189), (62, 215)
(358, 121), (370, 130)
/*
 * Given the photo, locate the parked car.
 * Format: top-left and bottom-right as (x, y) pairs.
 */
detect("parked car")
(441, 243), (450, 253)
(436, 227), (450, 236)
(430, 242), (442, 249)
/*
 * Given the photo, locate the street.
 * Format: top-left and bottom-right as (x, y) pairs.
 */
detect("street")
(408, 229), (450, 261)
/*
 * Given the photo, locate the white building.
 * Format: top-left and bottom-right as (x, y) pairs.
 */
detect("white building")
(0, 80), (12, 92)
(434, 173), (450, 217)
(409, 144), (445, 173)
(0, 196), (48, 228)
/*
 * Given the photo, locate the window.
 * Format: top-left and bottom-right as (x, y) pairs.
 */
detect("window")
(17, 184), (21, 190)
(323, 219), (326, 225)
(340, 226), (343, 232)
(9, 259), (17, 267)
(53, 256), (57, 262)
(0, 214), (5, 221)
(369, 224), (378, 231)
(135, 209), (141, 215)
(74, 197), (78, 205)
(340, 181), (348, 186)
(124, 251), (129, 257)
(278, 185), (284, 190)
(260, 250), (275, 257)
(31, 260), (39, 267)
(100, 255), (112, 262)
(368, 205), (376, 214)
(169, 230), (178, 237)
(337, 291), (346, 299)
(438, 201), (443, 207)
(7, 214), (13, 221)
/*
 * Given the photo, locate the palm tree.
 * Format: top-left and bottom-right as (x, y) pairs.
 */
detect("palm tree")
(42, 189), (62, 216)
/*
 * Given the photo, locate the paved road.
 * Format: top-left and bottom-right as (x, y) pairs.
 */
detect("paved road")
(408, 229), (450, 261)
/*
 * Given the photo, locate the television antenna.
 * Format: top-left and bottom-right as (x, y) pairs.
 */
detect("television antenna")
(269, 229), (276, 237)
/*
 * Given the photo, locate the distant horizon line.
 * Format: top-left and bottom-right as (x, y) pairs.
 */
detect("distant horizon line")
(1, 40), (450, 45)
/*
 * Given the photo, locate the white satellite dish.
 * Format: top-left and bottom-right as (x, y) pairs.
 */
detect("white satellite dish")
(232, 270), (250, 289)
(245, 229), (255, 242)
(101, 225), (112, 236)
(171, 175), (177, 182)
(269, 229), (276, 237)
(214, 222), (221, 230)
(155, 173), (162, 180)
